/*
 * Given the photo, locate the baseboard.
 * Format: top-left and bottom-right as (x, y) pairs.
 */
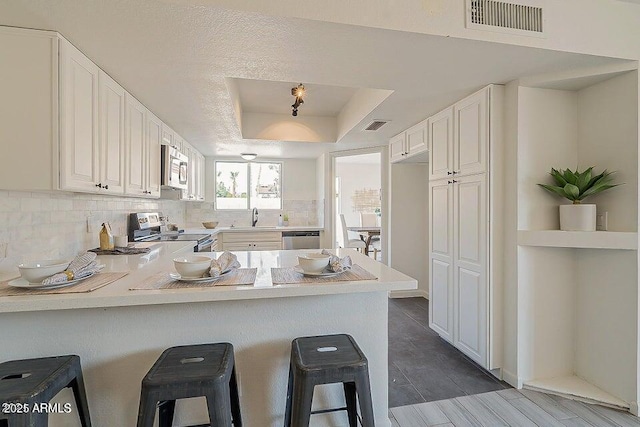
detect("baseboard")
(389, 290), (428, 299)
(501, 368), (523, 388)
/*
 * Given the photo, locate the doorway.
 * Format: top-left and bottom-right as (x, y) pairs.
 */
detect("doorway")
(331, 149), (385, 260)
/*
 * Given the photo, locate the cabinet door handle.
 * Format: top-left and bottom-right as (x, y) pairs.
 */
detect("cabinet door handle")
(95, 183), (102, 188)
(447, 171), (453, 175)
(452, 171), (459, 175)
(452, 179), (458, 183)
(104, 185), (109, 190)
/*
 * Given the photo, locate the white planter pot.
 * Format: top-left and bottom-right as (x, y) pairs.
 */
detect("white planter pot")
(559, 204), (596, 231)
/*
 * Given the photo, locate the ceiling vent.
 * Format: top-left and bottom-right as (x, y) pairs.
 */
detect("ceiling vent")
(466, 0), (545, 36)
(363, 120), (389, 131)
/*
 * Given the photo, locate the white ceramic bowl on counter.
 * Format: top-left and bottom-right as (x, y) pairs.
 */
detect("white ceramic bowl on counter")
(18, 259), (69, 284)
(297, 253), (331, 274)
(173, 255), (212, 278)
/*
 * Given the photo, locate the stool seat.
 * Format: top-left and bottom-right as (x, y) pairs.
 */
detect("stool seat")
(285, 334), (375, 427)
(137, 343), (242, 427)
(293, 334), (367, 371)
(144, 344), (233, 389)
(0, 355), (92, 427)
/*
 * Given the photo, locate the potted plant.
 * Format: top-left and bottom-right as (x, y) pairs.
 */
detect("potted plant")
(538, 167), (621, 231)
(282, 213), (289, 226)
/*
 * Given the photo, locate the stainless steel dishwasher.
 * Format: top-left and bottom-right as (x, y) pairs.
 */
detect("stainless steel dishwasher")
(282, 231), (321, 249)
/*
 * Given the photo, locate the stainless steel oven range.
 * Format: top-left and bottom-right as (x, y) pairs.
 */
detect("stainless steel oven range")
(127, 212), (214, 252)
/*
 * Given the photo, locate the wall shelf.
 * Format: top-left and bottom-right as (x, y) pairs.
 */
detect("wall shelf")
(524, 376), (629, 410)
(517, 230), (638, 250)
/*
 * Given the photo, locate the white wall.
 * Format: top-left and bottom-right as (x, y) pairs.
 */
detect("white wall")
(389, 163), (429, 297)
(517, 87), (578, 230)
(577, 71), (638, 231)
(0, 191), (184, 265)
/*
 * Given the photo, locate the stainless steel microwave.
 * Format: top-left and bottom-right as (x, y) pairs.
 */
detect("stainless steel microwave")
(161, 145), (188, 190)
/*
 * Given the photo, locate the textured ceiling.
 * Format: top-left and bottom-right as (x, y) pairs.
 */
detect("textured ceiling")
(235, 79), (358, 116)
(0, 1), (632, 158)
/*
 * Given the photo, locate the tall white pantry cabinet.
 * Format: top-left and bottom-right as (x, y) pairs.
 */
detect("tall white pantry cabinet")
(428, 85), (503, 371)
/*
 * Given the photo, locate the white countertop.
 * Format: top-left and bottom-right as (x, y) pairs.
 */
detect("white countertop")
(0, 244), (416, 314)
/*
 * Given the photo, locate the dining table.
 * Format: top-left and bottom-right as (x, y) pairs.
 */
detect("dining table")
(347, 226), (381, 255)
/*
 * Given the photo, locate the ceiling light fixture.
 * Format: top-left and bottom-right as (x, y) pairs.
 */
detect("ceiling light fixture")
(291, 83), (305, 117)
(240, 153), (257, 160)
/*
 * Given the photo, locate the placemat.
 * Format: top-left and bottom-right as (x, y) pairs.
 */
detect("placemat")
(0, 272), (128, 296)
(89, 246), (151, 255)
(271, 264), (377, 284)
(130, 268), (257, 290)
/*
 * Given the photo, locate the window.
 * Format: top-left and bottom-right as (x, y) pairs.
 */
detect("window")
(215, 161), (282, 210)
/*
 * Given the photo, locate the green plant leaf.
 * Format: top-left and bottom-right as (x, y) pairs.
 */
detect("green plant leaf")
(550, 168), (568, 186)
(538, 184), (569, 199)
(579, 182), (621, 199)
(576, 167), (593, 193)
(563, 183), (580, 200)
(563, 168), (578, 185)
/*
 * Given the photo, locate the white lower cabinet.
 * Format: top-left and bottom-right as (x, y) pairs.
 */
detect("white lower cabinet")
(430, 174), (488, 367)
(222, 232), (283, 251)
(429, 180), (454, 343)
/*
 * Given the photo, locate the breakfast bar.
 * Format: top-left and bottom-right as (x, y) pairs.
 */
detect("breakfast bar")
(0, 243), (416, 426)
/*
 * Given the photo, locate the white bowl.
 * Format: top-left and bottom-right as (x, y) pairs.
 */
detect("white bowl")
(298, 253), (331, 274)
(18, 259), (69, 284)
(173, 255), (212, 278)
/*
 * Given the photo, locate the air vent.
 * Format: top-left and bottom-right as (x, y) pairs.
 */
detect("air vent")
(364, 120), (389, 131)
(466, 0), (544, 35)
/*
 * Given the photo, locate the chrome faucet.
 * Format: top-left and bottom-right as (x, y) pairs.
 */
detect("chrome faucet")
(251, 208), (259, 227)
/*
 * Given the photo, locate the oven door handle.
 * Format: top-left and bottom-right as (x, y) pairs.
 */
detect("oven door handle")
(197, 237), (215, 251)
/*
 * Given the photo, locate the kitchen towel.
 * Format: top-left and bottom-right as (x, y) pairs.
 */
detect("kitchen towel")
(321, 249), (352, 272)
(271, 264), (377, 284)
(209, 252), (241, 277)
(130, 268), (258, 290)
(42, 252), (100, 285)
(0, 272), (128, 296)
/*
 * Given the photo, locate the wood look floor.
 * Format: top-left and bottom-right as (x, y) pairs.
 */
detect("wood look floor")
(389, 389), (640, 427)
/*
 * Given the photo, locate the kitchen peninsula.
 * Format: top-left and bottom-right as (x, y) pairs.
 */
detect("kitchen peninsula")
(0, 243), (416, 426)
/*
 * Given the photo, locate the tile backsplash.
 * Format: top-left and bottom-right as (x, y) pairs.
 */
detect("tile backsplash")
(0, 190), (185, 264)
(185, 200), (320, 227)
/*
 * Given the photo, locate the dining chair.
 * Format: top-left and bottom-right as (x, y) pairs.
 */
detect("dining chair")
(340, 214), (366, 252)
(359, 213), (378, 227)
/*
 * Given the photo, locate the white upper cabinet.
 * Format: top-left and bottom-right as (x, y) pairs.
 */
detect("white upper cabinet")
(429, 107), (454, 180)
(454, 88), (488, 177)
(406, 120), (428, 156)
(124, 93), (146, 196)
(146, 110), (162, 198)
(389, 133), (406, 163)
(174, 133), (184, 153)
(98, 71), (125, 194)
(197, 153), (206, 201)
(161, 124), (174, 147)
(390, 119), (429, 164)
(59, 39), (100, 192)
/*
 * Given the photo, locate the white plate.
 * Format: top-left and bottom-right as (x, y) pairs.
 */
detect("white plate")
(294, 266), (346, 277)
(169, 269), (234, 282)
(8, 271), (98, 290)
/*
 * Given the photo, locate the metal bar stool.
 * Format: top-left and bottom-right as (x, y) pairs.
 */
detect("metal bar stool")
(284, 334), (375, 427)
(0, 355), (92, 427)
(136, 343), (242, 427)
